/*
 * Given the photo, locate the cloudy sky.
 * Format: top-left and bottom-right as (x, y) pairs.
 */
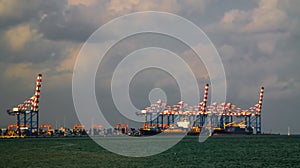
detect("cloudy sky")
(0, 0), (299, 134)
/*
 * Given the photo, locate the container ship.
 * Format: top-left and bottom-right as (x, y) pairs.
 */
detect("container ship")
(139, 118), (190, 136)
(186, 121), (254, 136)
(212, 121), (253, 135)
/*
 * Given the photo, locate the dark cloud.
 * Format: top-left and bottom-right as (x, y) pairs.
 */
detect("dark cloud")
(38, 4), (102, 42)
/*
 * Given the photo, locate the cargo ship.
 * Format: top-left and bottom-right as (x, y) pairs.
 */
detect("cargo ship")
(139, 118), (190, 136)
(139, 127), (162, 136)
(212, 126), (253, 135)
(213, 121), (253, 135)
(187, 121), (253, 136)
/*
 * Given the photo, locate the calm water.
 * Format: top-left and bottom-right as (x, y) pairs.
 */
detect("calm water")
(0, 135), (299, 167)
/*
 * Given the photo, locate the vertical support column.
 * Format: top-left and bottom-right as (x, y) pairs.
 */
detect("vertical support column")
(200, 114), (204, 127)
(24, 112), (27, 129)
(224, 103), (231, 129)
(145, 113), (148, 125)
(255, 115), (258, 134)
(161, 114), (164, 128)
(248, 116), (251, 128)
(193, 114), (196, 125)
(167, 115), (170, 127)
(172, 114), (175, 126)
(30, 111), (33, 136)
(36, 112), (39, 136)
(156, 114), (159, 126)
(17, 113), (21, 136)
(258, 115), (261, 134)
(223, 115), (227, 127)
(199, 114), (201, 126)
(220, 115), (223, 128)
(150, 113), (153, 126)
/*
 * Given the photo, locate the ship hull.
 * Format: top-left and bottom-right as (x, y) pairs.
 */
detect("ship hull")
(139, 128), (161, 136)
(187, 126), (253, 136)
(139, 128), (188, 136)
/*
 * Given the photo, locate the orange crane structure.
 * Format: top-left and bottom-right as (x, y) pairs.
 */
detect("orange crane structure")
(73, 124), (87, 136)
(39, 124), (53, 136)
(138, 84), (265, 135)
(116, 124), (128, 135)
(92, 124), (103, 135)
(6, 74), (42, 136)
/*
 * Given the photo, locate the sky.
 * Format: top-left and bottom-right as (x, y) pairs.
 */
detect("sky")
(0, 0), (299, 134)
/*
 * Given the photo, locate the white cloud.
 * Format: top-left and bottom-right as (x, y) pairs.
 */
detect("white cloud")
(257, 41), (275, 54)
(221, 9), (248, 26)
(106, 0), (180, 17)
(179, 0), (209, 15)
(219, 45), (235, 60)
(0, 0), (25, 19)
(244, 0), (287, 32)
(220, 0), (288, 33)
(4, 24), (40, 51)
(68, 0), (99, 6)
(55, 46), (80, 73)
(279, 0), (300, 14)
(261, 74), (298, 99)
(2, 43), (80, 90)
(0, 0), (42, 23)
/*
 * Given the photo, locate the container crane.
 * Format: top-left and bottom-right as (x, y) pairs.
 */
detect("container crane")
(6, 74), (42, 136)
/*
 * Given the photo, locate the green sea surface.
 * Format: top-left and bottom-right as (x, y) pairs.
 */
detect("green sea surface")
(0, 135), (299, 168)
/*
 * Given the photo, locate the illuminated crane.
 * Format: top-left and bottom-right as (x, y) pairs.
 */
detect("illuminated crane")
(6, 74), (42, 136)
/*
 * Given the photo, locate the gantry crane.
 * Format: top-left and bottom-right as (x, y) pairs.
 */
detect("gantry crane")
(6, 74), (42, 136)
(138, 85), (265, 136)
